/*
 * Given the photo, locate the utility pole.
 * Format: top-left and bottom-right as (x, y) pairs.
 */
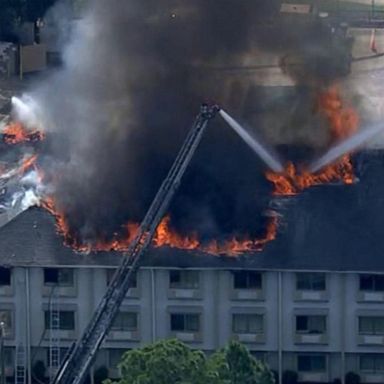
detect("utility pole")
(0, 321), (5, 384)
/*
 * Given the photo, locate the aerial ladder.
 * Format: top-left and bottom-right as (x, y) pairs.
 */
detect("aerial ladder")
(52, 103), (220, 384)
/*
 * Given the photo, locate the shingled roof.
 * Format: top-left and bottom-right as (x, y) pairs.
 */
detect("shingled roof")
(0, 151), (383, 272)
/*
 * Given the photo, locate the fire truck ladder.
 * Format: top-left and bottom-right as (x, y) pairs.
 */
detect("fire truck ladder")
(52, 104), (219, 384)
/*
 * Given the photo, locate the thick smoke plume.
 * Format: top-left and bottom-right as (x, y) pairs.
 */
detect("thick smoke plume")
(30, 0), (355, 246)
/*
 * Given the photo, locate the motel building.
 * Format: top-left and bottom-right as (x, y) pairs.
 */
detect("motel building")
(1, 149), (384, 384)
(2, 2), (384, 384)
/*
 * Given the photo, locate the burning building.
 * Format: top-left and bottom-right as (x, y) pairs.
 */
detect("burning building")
(2, 0), (384, 383)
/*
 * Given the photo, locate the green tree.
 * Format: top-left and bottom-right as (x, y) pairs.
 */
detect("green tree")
(104, 339), (274, 384)
(106, 338), (209, 384)
(208, 341), (274, 384)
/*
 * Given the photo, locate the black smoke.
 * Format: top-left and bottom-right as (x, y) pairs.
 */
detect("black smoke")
(32, 0), (354, 247)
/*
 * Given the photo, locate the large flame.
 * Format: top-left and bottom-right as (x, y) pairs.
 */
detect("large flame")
(266, 85), (358, 195)
(41, 195), (278, 256)
(5, 86), (359, 256)
(2, 121), (45, 144)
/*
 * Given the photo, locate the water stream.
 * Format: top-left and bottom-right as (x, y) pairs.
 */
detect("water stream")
(220, 110), (284, 172)
(310, 123), (384, 172)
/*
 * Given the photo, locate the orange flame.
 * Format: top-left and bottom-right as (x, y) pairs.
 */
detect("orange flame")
(2, 122), (45, 144)
(41, 194), (278, 255)
(20, 155), (38, 174)
(267, 85), (358, 195)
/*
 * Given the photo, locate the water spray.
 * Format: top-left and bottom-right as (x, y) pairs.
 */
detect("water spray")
(310, 124), (384, 172)
(219, 110), (284, 172)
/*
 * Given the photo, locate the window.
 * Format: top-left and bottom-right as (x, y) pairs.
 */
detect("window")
(296, 315), (326, 334)
(0, 268), (11, 286)
(359, 316), (384, 335)
(296, 273), (325, 291)
(111, 312), (138, 332)
(44, 311), (75, 330)
(360, 274), (384, 292)
(46, 348), (68, 367)
(360, 354), (384, 373)
(0, 310), (12, 333)
(109, 349), (125, 369)
(298, 355), (326, 372)
(44, 269), (74, 286)
(169, 270), (199, 289)
(107, 269), (137, 288)
(232, 314), (263, 334)
(170, 313), (200, 332)
(233, 271), (262, 289)
(3, 348), (12, 367)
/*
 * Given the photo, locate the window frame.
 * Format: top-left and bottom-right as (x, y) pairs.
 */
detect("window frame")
(358, 316), (384, 336)
(0, 310), (12, 335)
(110, 311), (138, 332)
(44, 310), (76, 331)
(359, 274), (384, 292)
(232, 313), (264, 334)
(297, 354), (326, 373)
(233, 271), (262, 290)
(170, 313), (200, 333)
(360, 354), (384, 373)
(296, 272), (326, 291)
(296, 315), (327, 335)
(0, 268), (11, 286)
(43, 268), (74, 287)
(169, 270), (200, 290)
(46, 348), (68, 367)
(107, 269), (137, 288)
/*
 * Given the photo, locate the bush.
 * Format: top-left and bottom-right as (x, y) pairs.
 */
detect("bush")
(282, 370), (298, 384)
(345, 372), (360, 384)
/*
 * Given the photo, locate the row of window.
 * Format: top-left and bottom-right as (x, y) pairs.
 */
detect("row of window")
(22, 349), (384, 375)
(4, 308), (384, 340)
(1, 268), (384, 294)
(38, 312), (384, 338)
(40, 348), (384, 374)
(43, 311), (262, 334)
(298, 354), (384, 374)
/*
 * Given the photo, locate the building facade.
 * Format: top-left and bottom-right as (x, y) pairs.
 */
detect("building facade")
(1, 265), (384, 383)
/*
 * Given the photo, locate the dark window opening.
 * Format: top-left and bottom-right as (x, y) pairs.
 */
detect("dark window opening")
(296, 273), (326, 291)
(0, 268), (11, 286)
(170, 313), (199, 332)
(360, 274), (384, 292)
(298, 355), (326, 372)
(44, 268), (74, 286)
(169, 270), (199, 289)
(44, 311), (75, 330)
(107, 269), (136, 288)
(111, 312), (138, 332)
(233, 271), (262, 289)
(296, 315), (326, 334)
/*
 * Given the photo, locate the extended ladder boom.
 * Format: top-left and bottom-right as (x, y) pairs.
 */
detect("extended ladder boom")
(53, 104), (219, 384)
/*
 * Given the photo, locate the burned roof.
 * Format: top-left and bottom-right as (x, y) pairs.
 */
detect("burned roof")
(0, 150), (383, 272)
